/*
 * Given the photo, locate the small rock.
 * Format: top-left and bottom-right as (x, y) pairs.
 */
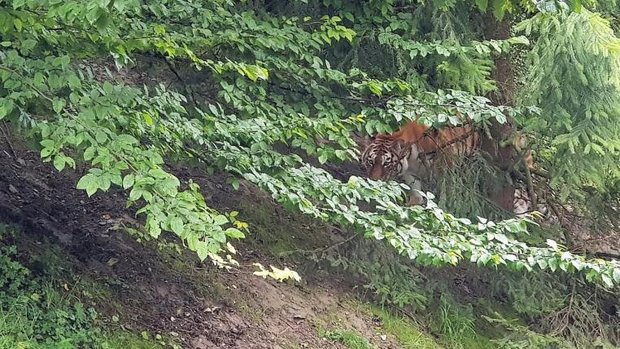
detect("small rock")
(204, 306), (221, 313)
(191, 336), (216, 349)
(8, 184), (18, 194)
(106, 258), (119, 267)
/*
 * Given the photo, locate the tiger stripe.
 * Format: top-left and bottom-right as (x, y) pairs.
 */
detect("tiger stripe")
(361, 121), (480, 205)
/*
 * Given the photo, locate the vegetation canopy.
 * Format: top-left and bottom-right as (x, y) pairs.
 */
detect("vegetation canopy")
(0, 0), (619, 292)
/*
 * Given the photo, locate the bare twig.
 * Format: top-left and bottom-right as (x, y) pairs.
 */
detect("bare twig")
(0, 122), (17, 157)
(522, 153), (537, 208)
(162, 57), (198, 108)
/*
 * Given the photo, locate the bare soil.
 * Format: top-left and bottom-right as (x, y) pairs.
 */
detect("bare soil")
(0, 130), (406, 349)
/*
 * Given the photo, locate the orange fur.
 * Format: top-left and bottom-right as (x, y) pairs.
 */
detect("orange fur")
(361, 121), (480, 206)
(387, 121), (479, 159)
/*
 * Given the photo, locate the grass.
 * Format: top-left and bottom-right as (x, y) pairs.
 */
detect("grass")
(0, 224), (167, 349)
(321, 329), (375, 349)
(435, 294), (496, 349)
(0, 285), (164, 349)
(368, 306), (444, 349)
(101, 332), (166, 349)
(437, 297), (476, 342)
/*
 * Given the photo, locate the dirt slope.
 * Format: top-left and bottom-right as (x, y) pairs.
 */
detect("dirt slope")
(0, 130), (427, 349)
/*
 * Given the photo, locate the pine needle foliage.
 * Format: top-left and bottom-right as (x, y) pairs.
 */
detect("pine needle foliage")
(516, 8), (620, 202)
(436, 154), (512, 222)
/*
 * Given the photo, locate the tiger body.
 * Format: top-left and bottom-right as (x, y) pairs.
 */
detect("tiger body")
(361, 121), (480, 205)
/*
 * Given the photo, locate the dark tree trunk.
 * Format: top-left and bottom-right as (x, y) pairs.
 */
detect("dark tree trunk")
(480, 15), (523, 213)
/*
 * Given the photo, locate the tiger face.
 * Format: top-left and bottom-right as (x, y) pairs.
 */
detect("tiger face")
(360, 121), (484, 207)
(361, 138), (411, 181)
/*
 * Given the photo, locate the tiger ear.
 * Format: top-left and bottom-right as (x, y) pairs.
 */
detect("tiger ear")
(358, 134), (374, 149)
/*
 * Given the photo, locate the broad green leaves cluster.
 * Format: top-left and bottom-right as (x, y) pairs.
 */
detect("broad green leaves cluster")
(0, 52), (245, 262)
(245, 167), (620, 288)
(0, 0), (619, 288)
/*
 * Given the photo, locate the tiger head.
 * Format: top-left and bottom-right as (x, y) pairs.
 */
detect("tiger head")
(360, 136), (412, 181)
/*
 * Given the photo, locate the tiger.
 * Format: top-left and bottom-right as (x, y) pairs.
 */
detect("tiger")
(360, 120), (480, 206)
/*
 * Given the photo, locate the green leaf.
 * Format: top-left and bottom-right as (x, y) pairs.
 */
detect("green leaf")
(40, 147), (53, 158)
(52, 99), (65, 114)
(129, 188), (143, 201)
(475, 0), (488, 11)
(436, 46), (450, 56)
(548, 258), (558, 272)
(492, 0), (506, 20)
(0, 99), (14, 120)
(21, 39), (36, 50)
(537, 259), (548, 270)
(143, 113), (153, 126)
(225, 227), (245, 239)
(318, 153), (329, 164)
(196, 241), (210, 261)
(98, 175), (111, 191)
(67, 74), (81, 89)
(103, 81), (114, 94)
(12, 18), (22, 32)
(494, 233), (508, 244)
(571, 259), (584, 271)
(169, 216), (184, 234)
(213, 215), (228, 225)
(367, 81), (382, 96)
(76, 174), (98, 197)
(243, 65), (268, 82)
(95, 130), (108, 144)
(122, 174), (135, 189)
(52, 56), (65, 67)
(601, 274), (613, 288)
(230, 178), (240, 190)
(53, 155), (66, 172)
(84, 146), (96, 161)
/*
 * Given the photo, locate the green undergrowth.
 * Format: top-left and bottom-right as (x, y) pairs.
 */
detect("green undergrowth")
(368, 306), (444, 349)
(237, 199), (331, 258)
(0, 224), (172, 349)
(320, 329), (375, 349)
(229, 189), (542, 348)
(230, 190), (619, 348)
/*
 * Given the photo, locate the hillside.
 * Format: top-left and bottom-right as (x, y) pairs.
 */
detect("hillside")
(0, 1), (619, 348)
(1, 130), (452, 348)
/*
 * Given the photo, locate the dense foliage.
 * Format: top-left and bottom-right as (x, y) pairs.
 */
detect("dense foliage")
(516, 6), (620, 231)
(0, 0), (619, 292)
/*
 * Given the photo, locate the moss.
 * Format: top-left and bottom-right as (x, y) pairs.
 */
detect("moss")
(101, 332), (167, 349)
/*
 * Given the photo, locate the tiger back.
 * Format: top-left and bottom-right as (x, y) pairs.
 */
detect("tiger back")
(360, 121), (480, 205)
